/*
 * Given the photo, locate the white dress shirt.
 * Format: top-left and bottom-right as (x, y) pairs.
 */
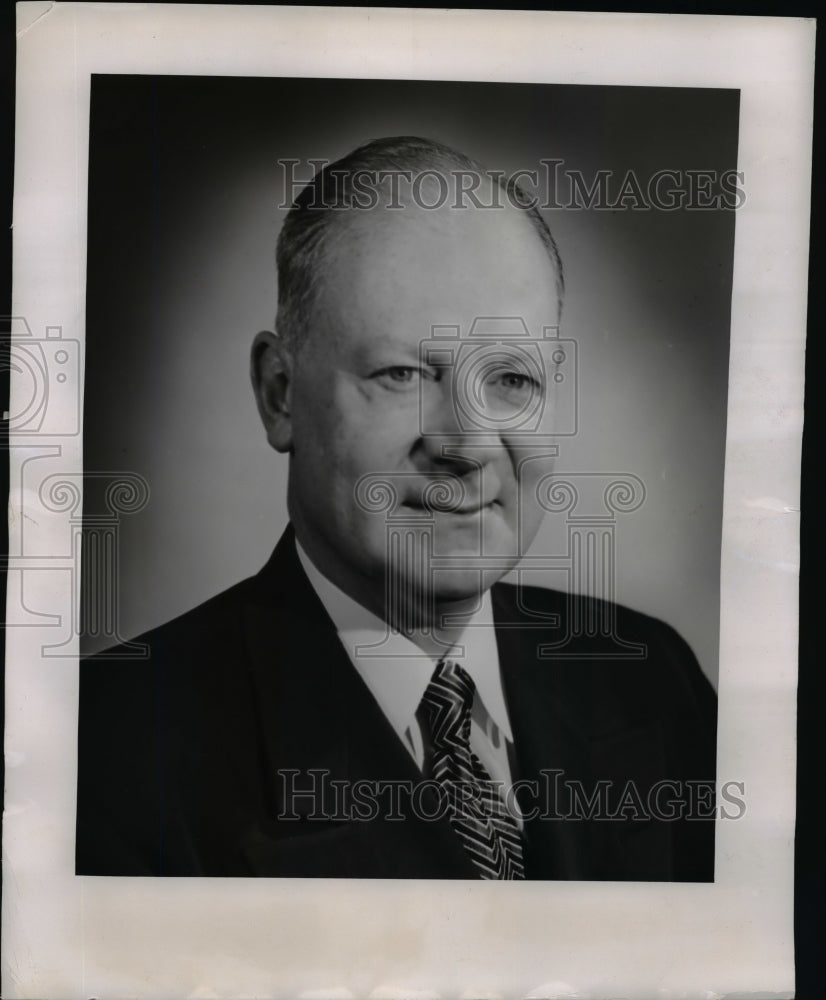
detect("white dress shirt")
(296, 541), (521, 822)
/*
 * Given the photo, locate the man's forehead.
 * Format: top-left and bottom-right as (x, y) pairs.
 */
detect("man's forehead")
(315, 200), (559, 333)
(342, 193), (544, 258)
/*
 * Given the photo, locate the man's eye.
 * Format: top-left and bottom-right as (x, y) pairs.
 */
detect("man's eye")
(499, 373), (531, 390)
(385, 367), (417, 383)
(493, 372), (538, 392)
(372, 366), (429, 387)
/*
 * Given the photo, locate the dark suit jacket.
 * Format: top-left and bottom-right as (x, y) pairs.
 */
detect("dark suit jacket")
(76, 527), (717, 880)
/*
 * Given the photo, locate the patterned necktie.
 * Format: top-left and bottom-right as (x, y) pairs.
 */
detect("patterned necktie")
(417, 659), (525, 880)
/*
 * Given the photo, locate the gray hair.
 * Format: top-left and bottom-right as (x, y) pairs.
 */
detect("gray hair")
(275, 135), (564, 349)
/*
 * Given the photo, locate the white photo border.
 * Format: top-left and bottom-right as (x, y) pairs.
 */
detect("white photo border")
(5, 5), (812, 998)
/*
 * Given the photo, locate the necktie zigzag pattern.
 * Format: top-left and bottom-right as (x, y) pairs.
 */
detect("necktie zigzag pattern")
(418, 659), (525, 880)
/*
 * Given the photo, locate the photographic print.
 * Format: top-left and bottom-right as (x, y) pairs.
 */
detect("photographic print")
(76, 75), (734, 882)
(4, 5), (810, 998)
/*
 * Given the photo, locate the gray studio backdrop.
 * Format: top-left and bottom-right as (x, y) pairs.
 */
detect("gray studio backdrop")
(82, 77), (738, 686)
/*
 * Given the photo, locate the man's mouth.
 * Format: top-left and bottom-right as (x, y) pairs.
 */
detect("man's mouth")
(403, 498), (499, 516)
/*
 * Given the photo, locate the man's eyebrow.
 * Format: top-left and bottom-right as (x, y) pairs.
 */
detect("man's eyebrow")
(352, 339), (424, 361)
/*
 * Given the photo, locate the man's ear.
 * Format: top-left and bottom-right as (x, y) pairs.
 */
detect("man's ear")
(250, 330), (294, 453)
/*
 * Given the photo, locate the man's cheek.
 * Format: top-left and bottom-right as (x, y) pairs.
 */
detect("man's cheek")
(354, 512), (398, 572)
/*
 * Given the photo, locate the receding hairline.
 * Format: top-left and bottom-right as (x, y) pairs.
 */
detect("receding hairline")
(275, 136), (565, 346)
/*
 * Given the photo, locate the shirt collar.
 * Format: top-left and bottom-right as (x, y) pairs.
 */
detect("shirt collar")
(295, 539), (513, 743)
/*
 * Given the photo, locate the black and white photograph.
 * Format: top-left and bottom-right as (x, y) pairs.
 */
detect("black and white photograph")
(76, 76), (733, 881)
(3, 5), (811, 997)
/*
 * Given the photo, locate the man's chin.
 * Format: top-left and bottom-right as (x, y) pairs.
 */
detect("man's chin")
(427, 566), (513, 604)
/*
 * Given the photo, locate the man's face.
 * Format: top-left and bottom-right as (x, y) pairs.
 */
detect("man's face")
(281, 200), (561, 619)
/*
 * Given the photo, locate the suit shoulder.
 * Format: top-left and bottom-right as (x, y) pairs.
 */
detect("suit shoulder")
(84, 570), (261, 663)
(493, 580), (714, 694)
(494, 579), (675, 634)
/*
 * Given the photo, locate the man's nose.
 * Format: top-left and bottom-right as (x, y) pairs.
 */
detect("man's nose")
(416, 380), (502, 472)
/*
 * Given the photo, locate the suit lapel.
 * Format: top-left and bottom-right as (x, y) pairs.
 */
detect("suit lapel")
(493, 582), (584, 878)
(493, 583), (673, 880)
(237, 529), (477, 878)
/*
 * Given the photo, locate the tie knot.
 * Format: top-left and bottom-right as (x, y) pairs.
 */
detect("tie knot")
(418, 659), (476, 749)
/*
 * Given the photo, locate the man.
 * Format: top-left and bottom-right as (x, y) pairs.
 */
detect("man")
(77, 136), (717, 880)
